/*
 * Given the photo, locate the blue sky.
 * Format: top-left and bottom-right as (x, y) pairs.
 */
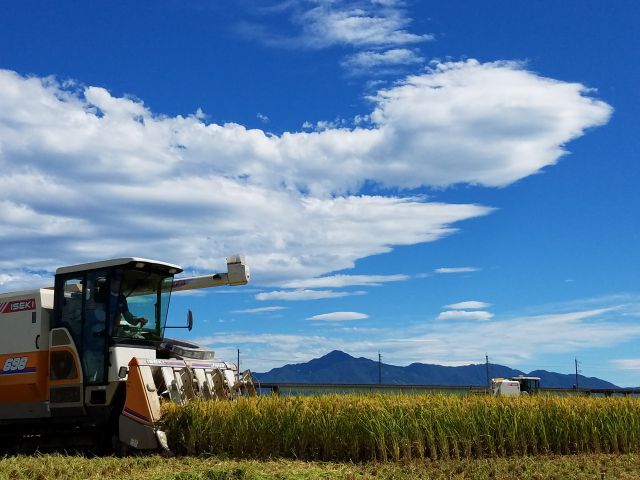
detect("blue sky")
(1, 1), (639, 385)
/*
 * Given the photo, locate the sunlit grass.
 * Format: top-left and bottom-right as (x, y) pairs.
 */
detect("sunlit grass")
(162, 394), (640, 461)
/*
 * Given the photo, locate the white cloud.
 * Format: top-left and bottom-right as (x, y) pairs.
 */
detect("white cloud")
(444, 301), (491, 310)
(0, 63), (610, 195)
(0, 271), (50, 291)
(307, 311), (369, 321)
(282, 274), (408, 288)
(611, 359), (640, 371)
(435, 267), (480, 274)
(232, 306), (287, 314)
(0, 61), (611, 289)
(302, 118), (349, 132)
(437, 310), (494, 321)
(255, 289), (366, 301)
(369, 60), (612, 188)
(256, 112), (270, 123)
(342, 48), (424, 72)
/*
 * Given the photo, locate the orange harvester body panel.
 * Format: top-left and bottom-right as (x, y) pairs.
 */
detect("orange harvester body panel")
(122, 357), (156, 426)
(0, 350), (49, 403)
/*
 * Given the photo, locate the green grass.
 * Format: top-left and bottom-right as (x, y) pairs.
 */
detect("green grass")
(162, 394), (640, 461)
(2, 453), (640, 479)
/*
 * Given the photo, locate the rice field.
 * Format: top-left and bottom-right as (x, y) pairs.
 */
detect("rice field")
(162, 394), (640, 461)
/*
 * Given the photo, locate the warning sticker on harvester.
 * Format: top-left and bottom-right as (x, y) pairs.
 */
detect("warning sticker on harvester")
(0, 299), (36, 314)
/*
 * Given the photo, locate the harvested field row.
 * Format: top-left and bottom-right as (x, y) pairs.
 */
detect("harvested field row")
(3, 453), (640, 480)
(162, 394), (640, 461)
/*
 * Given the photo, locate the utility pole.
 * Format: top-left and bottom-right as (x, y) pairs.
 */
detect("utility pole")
(378, 351), (382, 385)
(575, 357), (580, 389)
(485, 353), (490, 388)
(237, 348), (241, 381)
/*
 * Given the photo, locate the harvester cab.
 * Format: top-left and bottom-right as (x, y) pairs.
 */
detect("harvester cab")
(0, 256), (253, 452)
(490, 376), (541, 396)
(511, 376), (541, 395)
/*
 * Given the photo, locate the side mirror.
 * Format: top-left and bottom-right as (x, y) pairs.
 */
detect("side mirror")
(165, 309), (194, 331)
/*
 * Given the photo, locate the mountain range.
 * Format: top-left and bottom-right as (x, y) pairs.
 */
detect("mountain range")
(254, 350), (619, 389)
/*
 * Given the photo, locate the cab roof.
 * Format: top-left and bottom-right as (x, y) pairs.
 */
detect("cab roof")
(56, 258), (183, 275)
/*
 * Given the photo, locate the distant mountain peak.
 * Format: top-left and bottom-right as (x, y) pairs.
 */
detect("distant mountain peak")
(322, 350), (354, 361)
(255, 350), (619, 389)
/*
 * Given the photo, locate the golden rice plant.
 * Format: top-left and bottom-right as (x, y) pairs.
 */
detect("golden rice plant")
(161, 394), (640, 461)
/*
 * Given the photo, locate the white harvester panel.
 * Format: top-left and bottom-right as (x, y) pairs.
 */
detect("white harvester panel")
(0, 289), (52, 356)
(0, 289), (53, 417)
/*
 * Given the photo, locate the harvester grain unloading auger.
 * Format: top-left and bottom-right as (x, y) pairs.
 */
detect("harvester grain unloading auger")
(0, 255), (255, 453)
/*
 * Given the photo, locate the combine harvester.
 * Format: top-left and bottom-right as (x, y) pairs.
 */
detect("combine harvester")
(0, 256), (255, 452)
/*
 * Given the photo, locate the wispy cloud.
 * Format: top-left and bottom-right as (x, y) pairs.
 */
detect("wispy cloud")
(435, 267), (480, 274)
(419, 307), (630, 367)
(240, 1), (432, 49)
(297, 2), (432, 49)
(232, 306), (287, 314)
(307, 311), (369, 321)
(341, 48), (424, 74)
(172, 290), (210, 297)
(611, 359), (640, 371)
(437, 310), (494, 321)
(444, 301), (491, 310)
(256, 289), (367, 301)
(236, 1), (431, 73)
(282, 274), (408, 288)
